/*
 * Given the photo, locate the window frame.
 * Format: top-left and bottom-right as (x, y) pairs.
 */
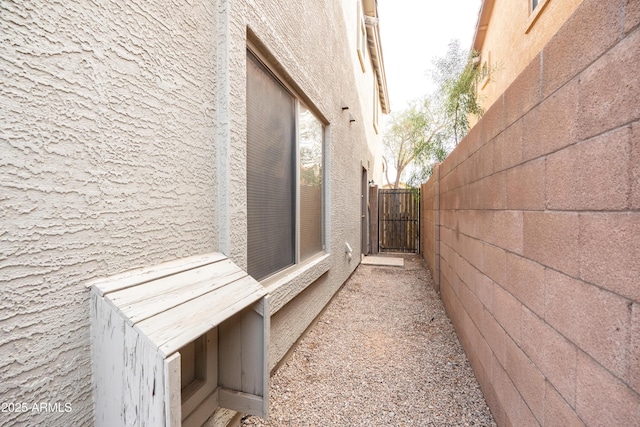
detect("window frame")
(526, 0), (550, 33)
(246, 47), (328, 282)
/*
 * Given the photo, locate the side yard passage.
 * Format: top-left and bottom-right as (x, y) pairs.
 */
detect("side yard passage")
(242, 255), (496, 426)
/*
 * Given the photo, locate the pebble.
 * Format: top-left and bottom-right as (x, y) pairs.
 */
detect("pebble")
(242, 255), (496, 427)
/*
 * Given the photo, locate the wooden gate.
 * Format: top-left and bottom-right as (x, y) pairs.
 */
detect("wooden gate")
(378, 188), (420, 253)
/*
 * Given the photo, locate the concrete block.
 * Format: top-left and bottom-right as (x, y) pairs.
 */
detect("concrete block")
(494, 210), (524, 255)
(511, 394), (538, 427)
(464, 180), (480, 210)
(580, 212), (640, 302)
(441, 144), (461, 178)
(470, 149), (485, 184)
(522, 306), (578, 406)
(493, 119), (524, 173)
(505, 338), (546, 423)
(480, 210), (523, 254)
(481, 95), (506, 144)
(631, 303), (640, 394)
(439, 170), (454, 194)
(507, 158), (545, 211)
(456, 251), (474, 289)
(457, 209), (478, 239)
(523, 211), (580, 276)
(440, 208), (456, 230)
(492, 283), (521, 344)
(541, 0), (622, 98)
(626, 0), (640, 33)
(480, 171), (507, 210)
(459, 280), (483, 327)
(505, 252), (545, 317)
(544, 383), (585, 427)
(492, 356), (522, 425)
(523, 78), (579, 162)
(576, 352), (640, 427)
(483, 357), (506, 426)
(545, 269), (631, 380)
(475, 272), (494, 312)
(462, 120), (483, 161)
(484, 243), (507, 287)
(546, 127), (631, 211)
(578, 29), (640, 141)
(503, 54), (542, 126)
(520, 306), (546, 370)
(482, 309), (508, 368)
(468, 315), (493, 377)
(478, 141), (495, 180)
(477, 210), (495, 243)
(631, 122), (640, 209)
(463, 234), (484, 272)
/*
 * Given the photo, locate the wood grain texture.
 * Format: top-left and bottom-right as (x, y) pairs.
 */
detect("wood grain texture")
(90, 252), (270, 424)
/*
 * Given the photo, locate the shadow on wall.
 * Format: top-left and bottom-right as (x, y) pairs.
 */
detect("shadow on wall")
(420, 0), (640, 425)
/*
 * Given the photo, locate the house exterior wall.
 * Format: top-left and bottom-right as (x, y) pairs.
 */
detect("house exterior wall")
(1, 0), (387, 425)
(473, 0), (583, 115)
(421, 0), (640, 425)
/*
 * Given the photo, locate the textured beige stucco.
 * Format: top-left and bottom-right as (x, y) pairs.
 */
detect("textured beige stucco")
(1, 0), (386, 425)
(474, 0), (584, 114)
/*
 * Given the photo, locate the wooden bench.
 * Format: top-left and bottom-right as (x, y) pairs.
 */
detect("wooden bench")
(88, 253), (269, 426)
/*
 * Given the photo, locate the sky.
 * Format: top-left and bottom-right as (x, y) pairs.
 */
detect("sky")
(377, 0), (483, 115)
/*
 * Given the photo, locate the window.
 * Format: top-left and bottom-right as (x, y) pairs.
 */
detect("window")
(246, 50), (325, 281)
(526, 0), (550, 33)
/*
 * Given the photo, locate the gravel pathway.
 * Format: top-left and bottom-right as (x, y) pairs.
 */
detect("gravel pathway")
(242, 254), (496, 427)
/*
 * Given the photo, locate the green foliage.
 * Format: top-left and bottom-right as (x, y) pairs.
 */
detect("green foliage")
(432, 39), (485, 145)
(383, 39), (485, 188)
(382, 96), (446, 189)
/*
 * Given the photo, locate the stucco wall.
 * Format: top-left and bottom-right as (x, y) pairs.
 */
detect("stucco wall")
(1, 0), (385, 425)
(2, 1), (219, 425)
(422, 0), (639, 425)
(475, 0), (583, 114)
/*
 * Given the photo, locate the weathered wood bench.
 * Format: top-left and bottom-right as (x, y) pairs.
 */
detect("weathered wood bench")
(88, 253), (269, 426)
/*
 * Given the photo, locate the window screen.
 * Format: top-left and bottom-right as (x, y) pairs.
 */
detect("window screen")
(246, 52), (296, 280)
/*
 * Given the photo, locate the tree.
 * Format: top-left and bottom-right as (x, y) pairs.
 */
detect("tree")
(382, 96), (446, 189)
(432, 39), (485, 145)
(382, 39), (486, 188)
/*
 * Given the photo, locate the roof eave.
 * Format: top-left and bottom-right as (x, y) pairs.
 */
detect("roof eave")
(365, 15), (391, 114)
(472, 0), (495, 52)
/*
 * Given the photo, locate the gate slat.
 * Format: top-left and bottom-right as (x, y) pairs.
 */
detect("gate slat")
(378, 189), (419, 253)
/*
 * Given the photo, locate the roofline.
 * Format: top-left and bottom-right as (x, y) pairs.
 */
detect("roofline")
(365, 15), (391, 114)
(471, 0), (495, 52)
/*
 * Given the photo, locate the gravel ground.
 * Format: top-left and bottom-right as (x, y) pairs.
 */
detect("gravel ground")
(242, 254), (496, 427)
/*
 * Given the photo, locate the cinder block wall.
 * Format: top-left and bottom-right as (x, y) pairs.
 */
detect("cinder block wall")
(421, 0), (639, 425)
(420, 165), (439, 291)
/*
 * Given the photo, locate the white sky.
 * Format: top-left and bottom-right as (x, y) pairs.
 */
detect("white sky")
(377, 0), (483, 114)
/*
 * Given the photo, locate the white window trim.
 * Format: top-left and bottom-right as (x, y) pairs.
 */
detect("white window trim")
(526, 0), (550, 34)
